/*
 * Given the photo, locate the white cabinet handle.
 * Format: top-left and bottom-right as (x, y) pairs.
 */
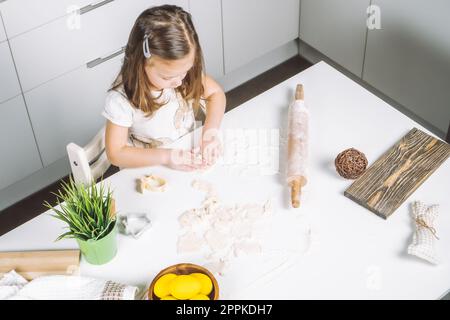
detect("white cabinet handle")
(80, 0), (114, 15)
(0, 1), (114, 14)
(87, 46), (125, 68)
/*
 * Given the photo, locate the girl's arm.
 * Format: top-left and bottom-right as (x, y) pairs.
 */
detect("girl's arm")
(201, 75), (226, 164)
(105, 120), (202, 171)
(105, 120), (170, 168)
(202, 75), (226, 134)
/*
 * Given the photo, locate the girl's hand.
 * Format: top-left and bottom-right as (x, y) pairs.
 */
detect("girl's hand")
(201, 129), (223, 166)
(165, 148), (205, 171)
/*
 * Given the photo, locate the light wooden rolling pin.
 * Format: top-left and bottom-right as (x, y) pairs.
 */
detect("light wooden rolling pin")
(286, 84), (309, 208)
(0, 250), (80, 281)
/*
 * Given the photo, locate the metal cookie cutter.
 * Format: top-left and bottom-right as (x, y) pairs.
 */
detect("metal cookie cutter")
(118, 212), (152, 239)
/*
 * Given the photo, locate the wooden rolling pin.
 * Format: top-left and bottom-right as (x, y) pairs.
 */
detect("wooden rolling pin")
(0, 249), (80, 280)
(286, 84), (309, 208)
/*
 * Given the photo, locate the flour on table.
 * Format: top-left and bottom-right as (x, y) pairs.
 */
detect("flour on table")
(177, 179), (273, 275)
(177, 179), (316, 299)
(233, 240), (262, 257)
(191, 179), (217, 198)
(203, 260), (227, 276)
(177, 232), (203, 253)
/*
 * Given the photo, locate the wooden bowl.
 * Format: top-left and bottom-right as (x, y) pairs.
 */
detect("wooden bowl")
(148, 263), (219, 300)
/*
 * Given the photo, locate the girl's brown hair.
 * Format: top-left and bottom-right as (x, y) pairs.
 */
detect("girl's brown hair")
(110, 5), (204, 116)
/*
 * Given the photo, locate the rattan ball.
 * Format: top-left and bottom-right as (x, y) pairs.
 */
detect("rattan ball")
(335, 148), (368, 179)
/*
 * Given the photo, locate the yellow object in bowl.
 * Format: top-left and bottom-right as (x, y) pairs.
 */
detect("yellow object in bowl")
(191, 273), (213, 295)
(153, 273), (177, 298)
(169, 275), (202, 300)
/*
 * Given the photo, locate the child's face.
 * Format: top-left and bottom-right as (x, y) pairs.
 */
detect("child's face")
(145, 50), (195, 90)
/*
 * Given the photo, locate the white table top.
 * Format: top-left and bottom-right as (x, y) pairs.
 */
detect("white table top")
(1, 61), (449, 300)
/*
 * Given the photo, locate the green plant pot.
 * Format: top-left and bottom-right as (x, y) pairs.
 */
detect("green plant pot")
(76, 222), (118, 265)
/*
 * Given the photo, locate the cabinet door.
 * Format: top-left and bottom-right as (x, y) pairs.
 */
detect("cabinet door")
(222, 0), (300, 74)
(10, 0), (187, 92)
(189, 0), (224, 78)
(363, 0), (450, 134)
(0, 0), (95, 39)
(0, 13), (6, 42)
(0, 95), (42, 190)
(24, 53), (123, 166)
(0, 41), (21, 103)
(300, 0), (370, 77)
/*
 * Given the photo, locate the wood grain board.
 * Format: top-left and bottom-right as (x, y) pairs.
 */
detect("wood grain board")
(345, 128), (450, 219)
(0, 250), (80, 280)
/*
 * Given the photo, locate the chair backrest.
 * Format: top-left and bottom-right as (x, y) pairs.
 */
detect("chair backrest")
(66, 126), (111, 185)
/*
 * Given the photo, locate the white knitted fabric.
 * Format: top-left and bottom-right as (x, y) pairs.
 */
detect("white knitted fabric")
(407, 201), (440, 265)
(0, 270), (28, 300)
(1, 271), (140, 300)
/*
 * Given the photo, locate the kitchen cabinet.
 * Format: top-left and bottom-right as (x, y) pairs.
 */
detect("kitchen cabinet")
(0, 41), (21, 103)
(222, 0), (300, 73)
(0, 13), (6, 42)
(0, 0), (94, 39)
(189, 0), (224, 78)
(363, 0), (450, 134)
(9, 0), (187, 92)
(24, 52), (123, 167)
(0, 95), (42, 190)
(299, 0), (370, 77)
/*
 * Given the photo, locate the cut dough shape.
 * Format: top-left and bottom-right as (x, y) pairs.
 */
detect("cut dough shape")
(138, 174), (166, 193)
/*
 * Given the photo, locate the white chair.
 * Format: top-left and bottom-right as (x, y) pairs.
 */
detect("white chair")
(66, 126), (111, 185)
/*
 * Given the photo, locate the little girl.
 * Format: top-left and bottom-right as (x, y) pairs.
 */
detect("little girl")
(102, 5), (226, 171)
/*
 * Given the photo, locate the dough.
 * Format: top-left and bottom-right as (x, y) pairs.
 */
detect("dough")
(138, 175), (166, 193)
(177, 179), (273, 275)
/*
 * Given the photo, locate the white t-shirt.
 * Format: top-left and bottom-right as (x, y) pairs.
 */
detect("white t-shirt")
(102, 86), (203, 148)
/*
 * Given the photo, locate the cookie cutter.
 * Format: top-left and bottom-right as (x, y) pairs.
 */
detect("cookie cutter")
(118, 212), (152, 239)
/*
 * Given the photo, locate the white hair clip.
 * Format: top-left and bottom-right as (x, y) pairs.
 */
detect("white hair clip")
(143, 34), (152, 59)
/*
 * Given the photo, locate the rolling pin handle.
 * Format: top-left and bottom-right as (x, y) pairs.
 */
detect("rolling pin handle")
(295, 84), (304, 101)
(291, 180), (301, 208)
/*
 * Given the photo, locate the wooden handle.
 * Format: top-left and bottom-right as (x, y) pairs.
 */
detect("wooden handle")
(0, 250), (80, 280)
(289, 176), (307, 208)
(295, 84), (304, 101)
(290, 180), (301, 208)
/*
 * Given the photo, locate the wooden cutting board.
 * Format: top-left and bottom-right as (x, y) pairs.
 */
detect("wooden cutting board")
(345, 128), (450, 219)
(0, 249), (80, 280)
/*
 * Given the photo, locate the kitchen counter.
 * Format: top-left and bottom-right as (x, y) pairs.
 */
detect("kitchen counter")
(1, 61), (449, 299)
